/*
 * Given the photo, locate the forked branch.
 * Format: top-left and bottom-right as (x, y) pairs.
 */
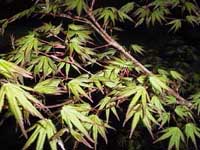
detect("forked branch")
(85, 9), (190, 106)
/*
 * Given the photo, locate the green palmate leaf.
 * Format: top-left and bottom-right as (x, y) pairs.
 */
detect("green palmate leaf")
(184, 123), (200, 149)
(122, 84), (158, 138)
(119, 2), (134, 14)
(116, 82), (137, 98)
(58, 56), (81, 77)
(118, 3), (134, 22)
(175, 105), (193, 120)
(170, 70), (184, 81)
(71, 130), (93, 149)
(36, 23), (63, 36)
(167, 19), (182, 32)
(97, 96), (119, 122)
(0, 83), (43, 137)
(155, 127), (185, 150)
(90, 74), (104, 93)
(34, 78), (62, 95)
(117, 10), (133, 22)
(91, 68), (120, 88)
(149, 75), (168, 93)
(15, 33), (40, 64)
(27, 55), (57, 78)
(2, 0), (200, 149)
(151, 0), (169, 8)
(67, 74), (93, 100)
(191, 92), (200, 115)
(149, 96), (165, 113)
(135, 7), (150, 19)
(61, 104), (93, 143)
(149, 8), (166, 25)
(123, 86), (152, 138)
(184, 2), (197, 14)
(158, 112), (170, 128)
(0, 59), (32, 79)
(95, 7), (118, 25)
(67, 24), (92, 42)
(23, 119), (58, 150)
(108, 57), (134, 70)
(124, 86), (149, 124)
(67, 37), (95, 61)
(165, 95), (177, 105)
(186, 15), (199, 26)
(89, 114), (110, 148)
(66, 0), (86, 16)
(130, 44), (144, 54)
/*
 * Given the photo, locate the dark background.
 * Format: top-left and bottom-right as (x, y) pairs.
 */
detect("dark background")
(0, 1), (200, 150)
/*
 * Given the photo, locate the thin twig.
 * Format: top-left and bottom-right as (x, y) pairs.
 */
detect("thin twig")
(85, 9), (191, 106)
(37, 8), (191, 106)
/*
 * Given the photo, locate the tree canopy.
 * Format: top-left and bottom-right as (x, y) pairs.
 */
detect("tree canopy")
(0, 0), (200, 149)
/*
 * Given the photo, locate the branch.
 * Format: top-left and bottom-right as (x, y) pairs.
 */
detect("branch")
(86, 10), (191, 106)
(36, 9), (191, 106)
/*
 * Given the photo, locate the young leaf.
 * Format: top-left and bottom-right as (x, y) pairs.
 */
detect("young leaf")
(155, 127), (185, 150)
(89, 114), (111, 148)
(97, 96), (119, 122)
(34, 78), (61, 95)
(2, 83), (43, 137)
(23, 119), (58, 150)
(66, 0), (86, 16)
(170, 70), (184, 81)
(0, 59), (32, 79)
(167, 19), (182, 32)
(67, 74), (93, 101)
(175, 105), (193, 120)
(119, 2), (134, 14)
(149, 75), (168, 93)
(184, 123), (200, 149)
(61, 104), (93, 142)
(191, 92), (200, 115)
(130, 44), (144, 54)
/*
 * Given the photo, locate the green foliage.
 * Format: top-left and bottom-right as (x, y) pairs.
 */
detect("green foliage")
(61, 104), (93, 142)
(34, 79), (62, 95)
(0, 0), (200, 149)
(184, 123), (200, 149)
(23, 119), (57, 150)
(0, 83), (43, 137)
(0, 59), (32, 79)
(155, 127), (185, 150)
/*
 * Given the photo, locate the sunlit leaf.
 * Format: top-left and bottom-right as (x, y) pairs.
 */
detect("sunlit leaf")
(66, 0), (86, 16)
(184, 123), (200, 149)
(67, 74), (93, 101)
(130, 44), (144, 54)
(61, 104), (93, 142)
(34, 78), (62, 95)
(1, 83), (43, 137)
(155, 127), (185, 150)
(167, 19), (182, 32)
(175, 105), (193, 120)
(170, 70), (184, 81)
(89, 114), (111, 148)
(149, 75), (168, 93)
(23, 119), (58, 150)
(0, 59), (32, 79)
